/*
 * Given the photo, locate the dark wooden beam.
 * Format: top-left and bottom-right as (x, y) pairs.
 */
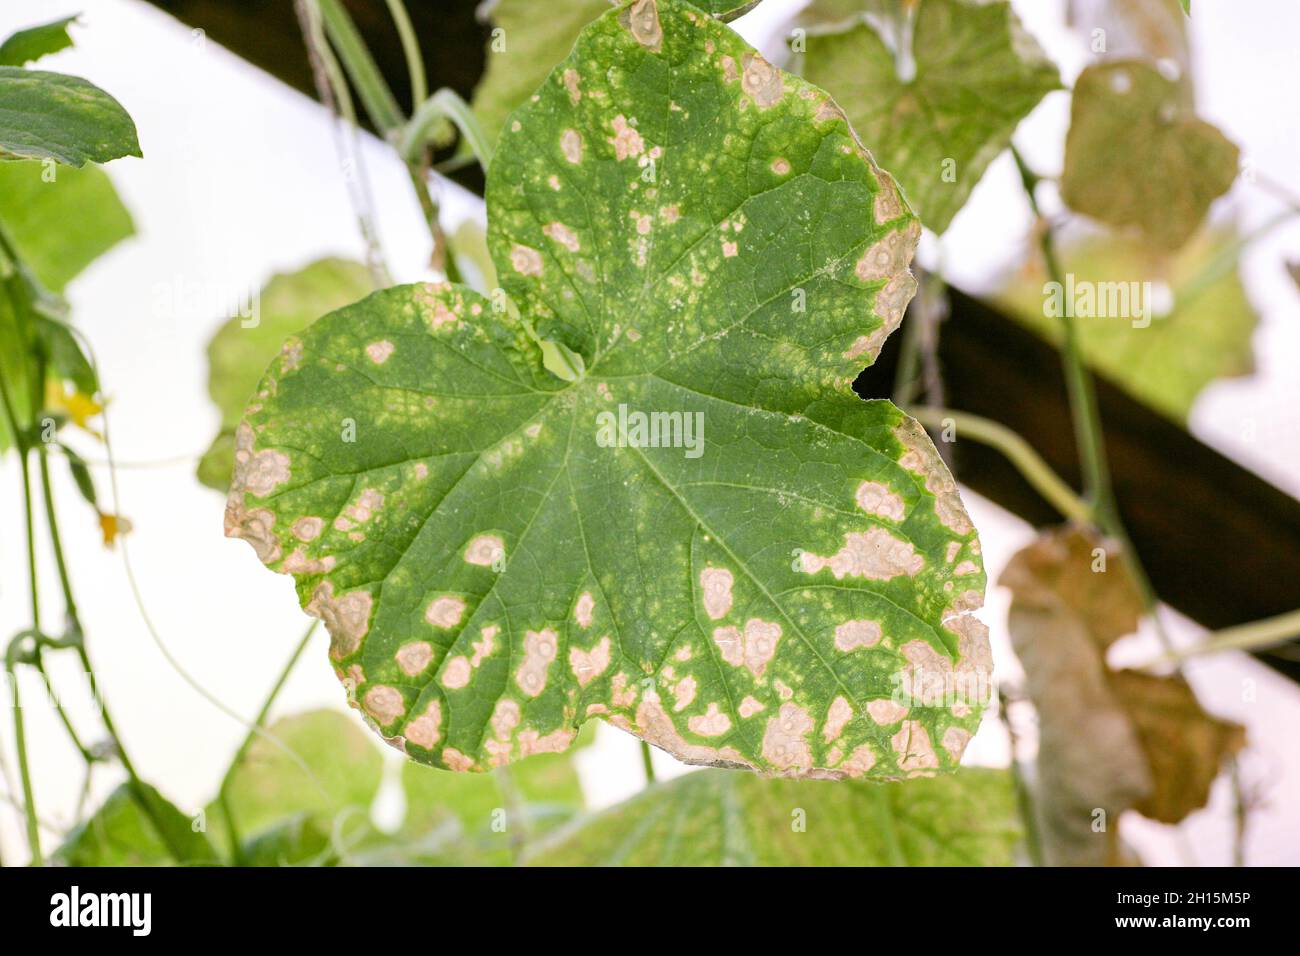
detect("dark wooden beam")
(137, 0), (1300, 679)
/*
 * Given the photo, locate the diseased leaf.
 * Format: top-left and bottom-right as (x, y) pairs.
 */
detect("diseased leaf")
(1108, 670), (1245, 824)
(803, 0), (1060, 234)
(1001, 526), (1246, 864)
(204, 710), (383, 854)
(55, 782), (219, 866)
(996, 230), (1256, 421)
(1000, 526), (1150, 866)
(0, 66), (141, 166)
(1060, 60), (1237, 250)
(0, 160), (134, 292)
(198, 258), (373, 491)
(529, 766), (1020, 865)
(0, 15), (78, 67)
(226, 0), (989, 780)
(471, 0), (613, 149)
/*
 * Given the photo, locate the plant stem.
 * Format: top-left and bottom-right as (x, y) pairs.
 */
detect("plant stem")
(640, 740), (656, 784)
(215, 620), (318, 862)
(383, 0), (426, 107)
(906, 406), (1091, 524)
(400, 88), (494, 171)
(1139, 607), (1300, 668)
(1010, 144), (1173, 651)
(4, 640), (42, 865)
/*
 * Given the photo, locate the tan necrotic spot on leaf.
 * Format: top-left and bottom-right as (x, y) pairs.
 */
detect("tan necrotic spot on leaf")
(608, 115), (645, 160)
(738, 695), (764, 718)
(403, 700), (442, 749)
(699, 566), (734, 619)
(942, 726), (972, 762)
(425, 595), (466, 629)
(569, 635), (611, 687)
(834, 618), (882, 652)
(363, 685), (405, 726)
(510, 244), (544, 276)
(394, 641), (434, 676)
(306, 583), (372, 660)
(712, 625), (743, 667)
(855, 480), (906, 520)
(227, 507), (280, 564)
(800, 527), (924, 580)
(519, 727), (575, 757)
(574, 591), (596, 628)
(771, 157), (790, 175)
(856, 220), (921, 283)
(867, 698), (909, 726)
(671, 675), (697, 711)
(561, 128), (583, 164)
(440, 655), (471, 688)
(365, 340), (394, 364)
(281, 548), (335, 575)
(292, 516), (324, 541)
(823, 695), (853, 742)
(688, 702), (731, 736)
(634, 692), (750, 769)
(840, 744), (878, 777)
(471, 626), (497, 666)
(740, 52), (782, 108)
(894, 418), (974, 535)
(442, 747), (473, 771)
(892, 720), (940, 775)
(761, 702), (814, 772)
(515, 627), (558, 697)
(464, 534), (504, 567)
(543, 221), (581, 251)
(742, 618), (781, 679)
(620, 0), (663, 52)
(562, 67), (582, 104)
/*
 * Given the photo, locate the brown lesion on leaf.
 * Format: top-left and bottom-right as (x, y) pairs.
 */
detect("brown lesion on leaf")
(619, 0), (663, 53)
(761, 702), (814, 773)
(306, 583), (374, 661)
(894, 417), (975, 535)
(395, 641), (434, 676)
(569, 634), (611, 687)
(362, 684), (405, 727)
(403, 700), (442, 749)
(799, 527), (925, 580)
(892, 720), (940, 776)
(515, 627), (559, 697)
(740, 52), (783, 109)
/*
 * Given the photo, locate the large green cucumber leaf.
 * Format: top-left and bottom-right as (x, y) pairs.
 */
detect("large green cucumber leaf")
(0, 16), (78, 67)
(226, 0), (989, 780)
(803, 0), (1060, 234)
(0, 66), (141, 166)
(996, 229), (1255, 421)
(1060, 60), (1237, 251)
(55, 782), (220, 866)
(199, 258), (373, 491)
(0, 159), (134, 293)
(529, 766), (1020, 865)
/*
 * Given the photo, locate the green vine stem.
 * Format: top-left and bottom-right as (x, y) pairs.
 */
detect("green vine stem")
(215, 620), (318, 863)
(400, 88), (494, 172)
(5, 629), (42, 864)
(640, 740), (657, 785)
(906, 406), (1091, 524)
(383, 0), (426, 107)
(1139, 607), (1300, 669)
(1010, 143), (1172, 652)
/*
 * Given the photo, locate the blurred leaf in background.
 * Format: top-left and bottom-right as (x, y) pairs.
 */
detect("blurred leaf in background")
(55, 782), (219, 866)
(997, 229), (1256, 421)
(1060, 60), (1237, 250)
(529, 766), (1021, 865)
(1001, 527), (1245, 865)
(198, 258), (372, 490)
(803, 0), (1060, 233)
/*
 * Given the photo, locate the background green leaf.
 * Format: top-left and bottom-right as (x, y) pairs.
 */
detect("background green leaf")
(1060, 60), (1237, 250)
(0, 159), (134, 293)
(0, 15), (78, 67)
(0, 66), (141, 166)
(198, 257), (372, 491)
(529, 767), (1021, 865)
(55, 782), (219, 866)
(803, 0), (1060, 233)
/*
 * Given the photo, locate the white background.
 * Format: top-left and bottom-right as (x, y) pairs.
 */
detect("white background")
(1, 0), (1297, 866)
